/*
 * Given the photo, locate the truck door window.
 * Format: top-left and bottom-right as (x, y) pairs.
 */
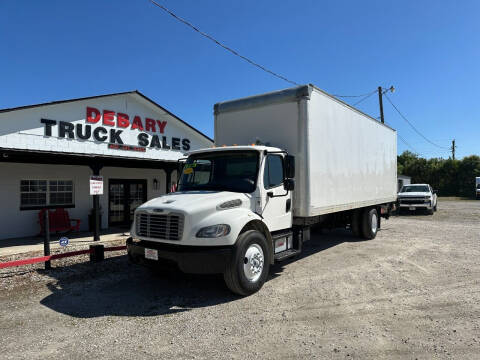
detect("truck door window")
(264, 155), (284, 189)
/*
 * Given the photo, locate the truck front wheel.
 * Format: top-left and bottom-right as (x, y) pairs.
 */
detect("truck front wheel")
(361, 207), (379, 240)
(224, 230), (271, 296)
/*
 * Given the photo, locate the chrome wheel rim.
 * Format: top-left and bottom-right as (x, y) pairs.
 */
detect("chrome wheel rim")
(371, 212), (378, 234)
(243, 244), (264, 283)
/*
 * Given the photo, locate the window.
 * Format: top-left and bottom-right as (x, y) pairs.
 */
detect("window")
(264, 155), (284, 189)
(400, 185), (429, 193)
(20, 180), (74, 209)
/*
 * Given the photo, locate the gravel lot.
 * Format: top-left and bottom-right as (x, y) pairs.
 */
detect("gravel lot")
(1, 200), (479, 359)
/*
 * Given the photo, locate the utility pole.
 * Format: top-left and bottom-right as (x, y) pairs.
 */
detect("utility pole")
(378, 86), (385, 124)
(451, 139), (456, 160)
(377, 86), (394, 124)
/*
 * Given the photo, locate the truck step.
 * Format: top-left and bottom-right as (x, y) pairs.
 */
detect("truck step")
(274, 249), (301, 262)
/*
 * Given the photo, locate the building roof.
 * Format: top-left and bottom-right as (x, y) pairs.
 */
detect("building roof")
(0, 90), (213, 143)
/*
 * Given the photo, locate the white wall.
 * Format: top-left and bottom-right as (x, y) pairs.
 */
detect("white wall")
(0, 163), (169, 240)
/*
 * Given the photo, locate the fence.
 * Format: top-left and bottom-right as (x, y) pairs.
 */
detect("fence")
(0, 245), (127, 270)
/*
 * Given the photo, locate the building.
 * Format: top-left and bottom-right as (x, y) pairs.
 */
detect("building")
(0, 91), (213, 240)
(397, 175), (411, 192)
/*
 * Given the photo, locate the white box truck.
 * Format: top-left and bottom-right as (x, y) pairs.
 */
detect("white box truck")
(127, 84), (397, 295)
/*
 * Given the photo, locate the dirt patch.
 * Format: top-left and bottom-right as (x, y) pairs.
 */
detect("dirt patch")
(0, 200), (479, 359)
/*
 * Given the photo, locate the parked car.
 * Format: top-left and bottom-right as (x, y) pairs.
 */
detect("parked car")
(397, 184), (437, 215)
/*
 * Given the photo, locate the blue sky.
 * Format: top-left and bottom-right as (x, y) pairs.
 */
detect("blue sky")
(1, 0), (478, 159)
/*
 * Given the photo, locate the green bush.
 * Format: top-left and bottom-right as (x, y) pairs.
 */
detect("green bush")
(398, 151), (480, 197)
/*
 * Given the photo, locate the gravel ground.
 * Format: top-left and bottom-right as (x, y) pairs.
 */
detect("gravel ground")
(0, 200), (479, 359)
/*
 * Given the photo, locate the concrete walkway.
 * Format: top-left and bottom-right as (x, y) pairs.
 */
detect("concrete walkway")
(0, 229), (130, 257)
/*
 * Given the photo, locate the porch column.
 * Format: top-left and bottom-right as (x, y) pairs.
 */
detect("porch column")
(89, 162), (103, 241)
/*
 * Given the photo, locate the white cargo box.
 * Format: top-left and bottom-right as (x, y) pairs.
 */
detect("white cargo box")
(214, 85), (397, 218)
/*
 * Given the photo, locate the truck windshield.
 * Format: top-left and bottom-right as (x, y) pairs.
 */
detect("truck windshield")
(178, 151), (259, 193)
(401, 185), (429, 192)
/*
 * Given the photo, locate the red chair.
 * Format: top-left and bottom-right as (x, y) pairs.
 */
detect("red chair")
(38, 208), (81, 235)
(53, 208), (81, 232)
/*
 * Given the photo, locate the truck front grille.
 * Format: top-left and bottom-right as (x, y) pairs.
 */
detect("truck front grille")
(136, 212), (184, 241)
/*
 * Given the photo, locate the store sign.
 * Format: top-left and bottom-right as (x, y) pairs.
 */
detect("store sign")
(89, 175), (104, 195)
(40, 107), (191, 151)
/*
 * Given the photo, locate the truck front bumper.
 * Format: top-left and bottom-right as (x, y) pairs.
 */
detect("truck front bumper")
(398, 203), (432, 210)
(126, 238), (233, 274)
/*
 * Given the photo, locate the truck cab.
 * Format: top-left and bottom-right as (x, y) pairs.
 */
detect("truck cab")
(127, 145), (298, 295)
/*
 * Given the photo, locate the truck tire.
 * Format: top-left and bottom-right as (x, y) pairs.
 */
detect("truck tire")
(223, 230), (271, 296)
(361, 207), (378, 240)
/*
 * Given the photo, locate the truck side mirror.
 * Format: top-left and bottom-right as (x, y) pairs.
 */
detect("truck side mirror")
(285, 155), (295, 179)
(284, 178), (295, 191)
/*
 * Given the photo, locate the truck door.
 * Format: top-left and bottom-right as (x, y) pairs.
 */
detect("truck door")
(261, 154), (293, 231)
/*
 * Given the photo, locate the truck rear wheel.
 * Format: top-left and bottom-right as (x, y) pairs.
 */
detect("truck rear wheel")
(361, 207), (378, 240)
(224, 230), (271, 296)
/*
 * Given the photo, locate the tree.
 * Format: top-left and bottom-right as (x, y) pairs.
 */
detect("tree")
(397, 151), (480, 197)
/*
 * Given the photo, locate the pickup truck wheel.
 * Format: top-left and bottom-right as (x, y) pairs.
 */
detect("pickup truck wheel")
(361, 207), (378, 240)
(224, 230), (270, 296)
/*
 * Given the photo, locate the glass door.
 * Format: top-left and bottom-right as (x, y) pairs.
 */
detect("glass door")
(129, 182), (146, 222)
(109, 179), (147, 226)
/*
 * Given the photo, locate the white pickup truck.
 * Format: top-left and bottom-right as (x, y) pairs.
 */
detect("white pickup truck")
(476, 177), (480, 199)
(127, 85), (397, 295)
(397, 184), (438, 214)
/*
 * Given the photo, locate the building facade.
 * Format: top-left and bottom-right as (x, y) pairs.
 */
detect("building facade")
(0, 91), (213, 240)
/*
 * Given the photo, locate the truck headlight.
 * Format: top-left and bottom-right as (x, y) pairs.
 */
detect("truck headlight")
(196, 224), (231, 238)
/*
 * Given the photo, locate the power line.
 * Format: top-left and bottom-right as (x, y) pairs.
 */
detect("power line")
(331, 91), (377, 98)
(353, 90), (377, 106)
(397, 133), (420, 155)
(149, 1), (379, 99)
(148, 0), (299, 86)
(384, 93), (450, 150)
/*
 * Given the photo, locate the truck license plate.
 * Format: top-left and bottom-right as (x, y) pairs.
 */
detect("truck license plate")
(409, 206), (416, 211)
(145, 248), (158, 261)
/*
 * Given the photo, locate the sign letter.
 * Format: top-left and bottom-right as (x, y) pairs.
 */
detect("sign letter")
(131, 116), (144, 131)
(86, 107), (101, 123)
(117, 113), (130, 128)
(103, 110), (115, 126)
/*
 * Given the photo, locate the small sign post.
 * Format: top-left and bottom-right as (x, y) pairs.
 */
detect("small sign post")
(89, 175), (104, 195)
(89, 173), (103, 241)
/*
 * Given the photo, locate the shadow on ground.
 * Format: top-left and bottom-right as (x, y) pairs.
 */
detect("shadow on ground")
(39, 228), (362, 318)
